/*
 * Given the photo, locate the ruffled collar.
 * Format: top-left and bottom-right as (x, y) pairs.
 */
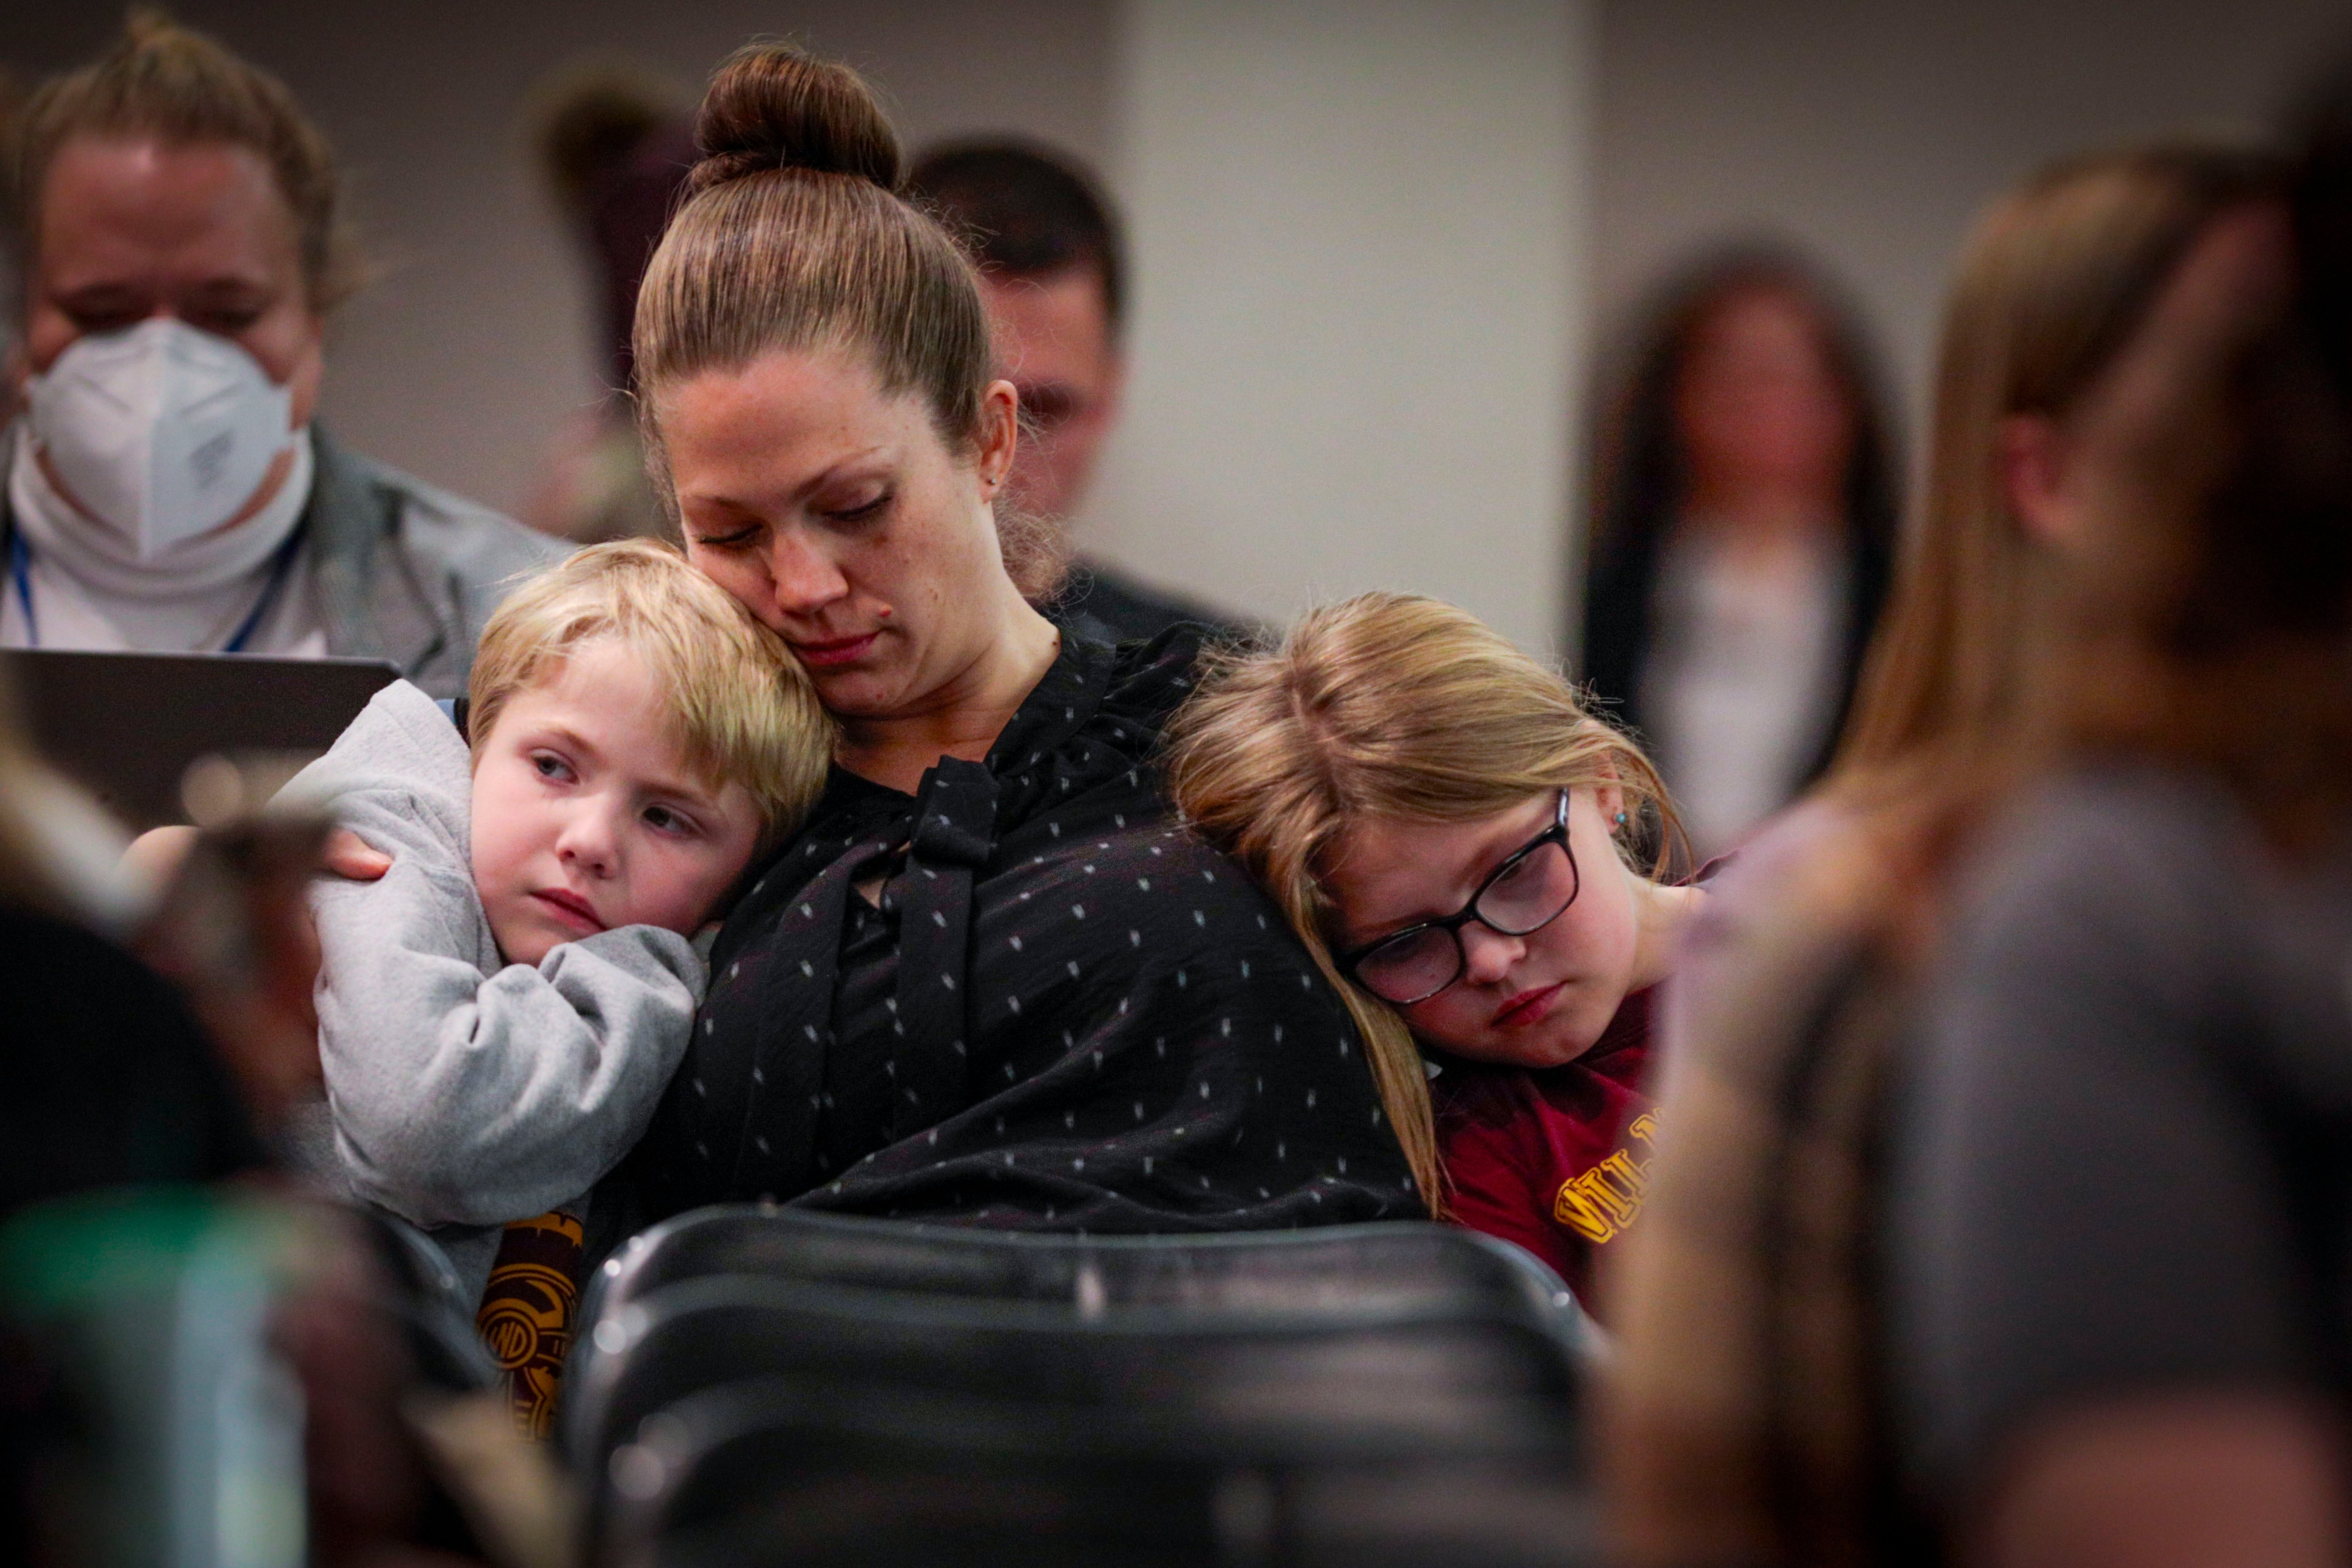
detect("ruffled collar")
(808, 622), (1202, 841)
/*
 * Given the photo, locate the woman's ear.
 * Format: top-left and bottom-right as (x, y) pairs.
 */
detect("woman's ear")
(977, 378), (1021, 497)
(2000, 411), (2082, 553)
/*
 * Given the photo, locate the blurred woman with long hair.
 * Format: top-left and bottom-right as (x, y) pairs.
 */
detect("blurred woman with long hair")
(1895, 97), (2352, 1568)
(1604, 142), (2281, 1567)
(1581, 248), (1898, 860)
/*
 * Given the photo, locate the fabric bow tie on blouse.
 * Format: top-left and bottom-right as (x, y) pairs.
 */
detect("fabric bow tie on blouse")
(886, 757), (999, 1141)
(620, 630), (1422, 1233)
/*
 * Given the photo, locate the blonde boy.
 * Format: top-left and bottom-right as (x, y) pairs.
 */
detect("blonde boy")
(288, 541), (828, 1301)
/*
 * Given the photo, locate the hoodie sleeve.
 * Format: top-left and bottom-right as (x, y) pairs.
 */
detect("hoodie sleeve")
(293, 681), (707, 1229)
(314, 857), (705, 1228)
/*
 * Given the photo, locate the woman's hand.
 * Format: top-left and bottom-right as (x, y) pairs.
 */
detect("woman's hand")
(324, 827), (393, 882)
(125, 824), (391, 885)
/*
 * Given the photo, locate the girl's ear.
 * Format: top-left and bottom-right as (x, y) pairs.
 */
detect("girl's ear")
(1590, 758), (1625, 835)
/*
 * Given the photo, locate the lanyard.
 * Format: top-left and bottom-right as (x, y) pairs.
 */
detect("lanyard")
(8, 523), (305, 654)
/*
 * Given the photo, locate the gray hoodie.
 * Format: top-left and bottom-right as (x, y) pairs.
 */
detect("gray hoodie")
(283, 679), (704, 1300)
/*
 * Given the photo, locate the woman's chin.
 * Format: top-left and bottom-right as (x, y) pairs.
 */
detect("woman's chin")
(799, 661), (900, 715)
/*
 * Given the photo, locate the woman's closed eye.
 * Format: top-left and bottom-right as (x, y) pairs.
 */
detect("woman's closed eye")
(687, 521), (763, 550)
(820, 489), (892, 526)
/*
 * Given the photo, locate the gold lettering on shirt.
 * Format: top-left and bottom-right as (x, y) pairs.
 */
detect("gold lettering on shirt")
(1551, 1112), (1658, 1244)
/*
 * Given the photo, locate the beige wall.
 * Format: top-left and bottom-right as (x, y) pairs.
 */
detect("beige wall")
(1086, 0), (1594, 655)
(1593, 0), (2348, 469)
(3, 1), (1115, 518)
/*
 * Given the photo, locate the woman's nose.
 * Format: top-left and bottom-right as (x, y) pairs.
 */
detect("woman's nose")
(766, 528), (852, 618)
(1459, 923), (1525, 986)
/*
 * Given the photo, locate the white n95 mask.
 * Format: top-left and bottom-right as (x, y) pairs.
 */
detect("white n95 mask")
(24, 318), (296, 561)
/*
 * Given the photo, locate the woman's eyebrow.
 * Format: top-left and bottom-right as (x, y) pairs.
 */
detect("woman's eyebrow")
(796, 446), (896, 494)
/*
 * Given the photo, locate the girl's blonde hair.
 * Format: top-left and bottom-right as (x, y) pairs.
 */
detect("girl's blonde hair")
(1165, 592), (1678, 1213)
(469, 540), (833, 839)
(1832, 142), (2279, 815)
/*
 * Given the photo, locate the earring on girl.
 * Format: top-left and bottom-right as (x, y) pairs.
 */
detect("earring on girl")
(1613, 811), (1627, 831)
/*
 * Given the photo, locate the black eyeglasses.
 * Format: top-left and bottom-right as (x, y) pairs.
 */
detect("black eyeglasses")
(1335, 790), (1581, 1007)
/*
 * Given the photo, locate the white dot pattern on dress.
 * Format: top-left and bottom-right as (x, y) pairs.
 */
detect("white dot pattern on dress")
(641, 630), (1417, 1231)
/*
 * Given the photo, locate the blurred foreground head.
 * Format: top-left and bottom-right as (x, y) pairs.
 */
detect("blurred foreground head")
(1834, 143), (2287, 819)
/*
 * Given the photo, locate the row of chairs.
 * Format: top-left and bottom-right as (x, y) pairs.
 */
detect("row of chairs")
(542, 1208), (1601, 1568)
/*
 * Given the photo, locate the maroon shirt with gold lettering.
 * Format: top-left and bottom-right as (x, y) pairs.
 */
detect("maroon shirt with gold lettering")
(1428, 985), (1657, 1305)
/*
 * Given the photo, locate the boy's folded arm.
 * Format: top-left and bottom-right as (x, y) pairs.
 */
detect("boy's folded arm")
(317, 864), (706, 1228)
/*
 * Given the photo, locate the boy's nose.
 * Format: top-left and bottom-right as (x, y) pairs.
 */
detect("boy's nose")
(556, 802), (624, 877)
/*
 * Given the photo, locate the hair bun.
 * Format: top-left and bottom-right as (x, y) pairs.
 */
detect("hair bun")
(689, 42), (900, 195)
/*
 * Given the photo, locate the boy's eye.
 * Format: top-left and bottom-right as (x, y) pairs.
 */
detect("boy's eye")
(643, 804), (697, 836)
(532, 753), (574, 782)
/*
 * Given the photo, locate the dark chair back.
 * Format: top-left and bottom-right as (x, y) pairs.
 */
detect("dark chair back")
(569, 1211), (1596, 1566)
(570, 1208), (1587, 1451)
(601, 1373), (1595, 1568)
(586, 1279), (1589, 1568)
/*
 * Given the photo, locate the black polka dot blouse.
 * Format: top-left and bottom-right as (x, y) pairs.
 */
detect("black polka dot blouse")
(619, 629), (1421, 1232)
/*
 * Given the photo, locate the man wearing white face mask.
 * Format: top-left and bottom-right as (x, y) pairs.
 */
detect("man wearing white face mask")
(2, 17), (559, 687)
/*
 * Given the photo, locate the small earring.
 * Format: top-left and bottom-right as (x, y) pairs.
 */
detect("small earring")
(1613, 811), (1627, 828)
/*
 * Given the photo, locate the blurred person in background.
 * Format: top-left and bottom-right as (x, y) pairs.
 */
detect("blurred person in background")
(521, 64), (697, 545)
(1894, 81), (2352, 1568)
(1581, 247), (1899, 860)
(0, 662), (267, 1218)
(1, 15), (557, 693)
(1604, 143), (2280, 1568)
(908, 140), (1240, 643)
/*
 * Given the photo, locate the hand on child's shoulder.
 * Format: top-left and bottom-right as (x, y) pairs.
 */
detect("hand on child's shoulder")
(323, 828), (393, 882)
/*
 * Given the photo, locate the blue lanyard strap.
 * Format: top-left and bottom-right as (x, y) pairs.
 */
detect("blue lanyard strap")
(8, 529), (32, 647)
(7, 522), (306, 654)
(222, 524), (307, 654)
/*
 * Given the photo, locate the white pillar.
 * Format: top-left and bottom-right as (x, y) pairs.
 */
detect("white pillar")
(1086, 0), (1594, 656)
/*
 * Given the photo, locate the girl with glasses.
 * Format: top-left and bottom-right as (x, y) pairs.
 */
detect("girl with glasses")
(1167, 592), (1703, 1303)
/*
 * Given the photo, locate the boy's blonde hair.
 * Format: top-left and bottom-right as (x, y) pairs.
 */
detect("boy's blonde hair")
(468, 541), (831, 835)
(1165, 592), (1680, 1214)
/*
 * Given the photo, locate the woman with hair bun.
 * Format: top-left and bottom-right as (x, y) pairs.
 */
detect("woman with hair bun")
(606, 42), (1415, 1230)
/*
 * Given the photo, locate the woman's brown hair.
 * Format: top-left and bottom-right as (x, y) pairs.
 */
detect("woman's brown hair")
(1830, 143), (2281, 824)
(6, 9), (361, 313)
(632, 41), (1061, 598)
